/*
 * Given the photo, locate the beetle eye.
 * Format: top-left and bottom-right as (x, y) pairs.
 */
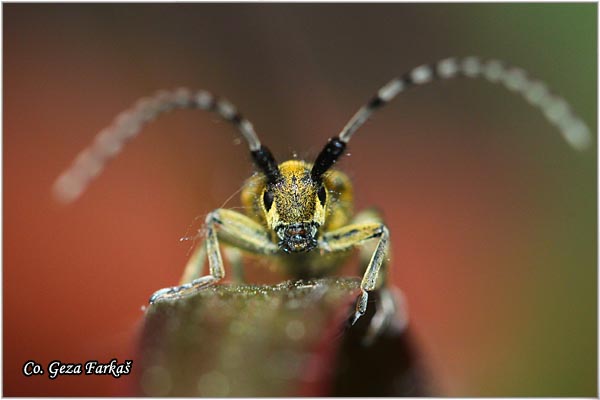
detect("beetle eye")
(263, 190), (275, 211)
(317, 185), (327, 205)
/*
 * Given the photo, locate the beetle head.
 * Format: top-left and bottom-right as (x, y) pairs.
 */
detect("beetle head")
(260, 161), (328, 253)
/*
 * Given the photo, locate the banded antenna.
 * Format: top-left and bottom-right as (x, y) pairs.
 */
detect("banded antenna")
(311, 56), (593, 181)
(53, 88), (281, 203)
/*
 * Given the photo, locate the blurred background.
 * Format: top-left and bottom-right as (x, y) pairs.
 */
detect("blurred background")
(4, 3), (596, 396)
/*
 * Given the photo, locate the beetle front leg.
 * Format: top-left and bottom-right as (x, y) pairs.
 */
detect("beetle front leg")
(149, 208), (278, 304)
(319, 222), (390, 325)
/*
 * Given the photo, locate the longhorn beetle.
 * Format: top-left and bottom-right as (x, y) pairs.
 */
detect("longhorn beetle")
(54, 56), (591, 326)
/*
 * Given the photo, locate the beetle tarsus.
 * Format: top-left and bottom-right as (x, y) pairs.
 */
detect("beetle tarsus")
(149, 276), (218, 304)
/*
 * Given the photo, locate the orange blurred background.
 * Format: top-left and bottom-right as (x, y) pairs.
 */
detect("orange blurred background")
(4, 4), (596, 396)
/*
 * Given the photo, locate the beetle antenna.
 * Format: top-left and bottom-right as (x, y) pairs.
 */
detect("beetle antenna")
(312, 56), (592, 181)
(53, 88), (280, 203)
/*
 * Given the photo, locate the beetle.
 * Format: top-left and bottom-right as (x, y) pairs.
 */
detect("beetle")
(54, 56), (591, 326)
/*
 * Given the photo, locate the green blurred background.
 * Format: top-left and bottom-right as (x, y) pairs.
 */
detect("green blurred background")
(4, 3), (596, 396)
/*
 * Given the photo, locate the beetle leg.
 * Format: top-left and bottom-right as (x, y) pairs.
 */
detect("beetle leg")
(178, 241), (245, 285)
(319, 220), (390, 325)
(350, 209), (399, 343)
(352, 208), (391, 286)
(178, 239), (208, 285)
(149, 208), (278, 304)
